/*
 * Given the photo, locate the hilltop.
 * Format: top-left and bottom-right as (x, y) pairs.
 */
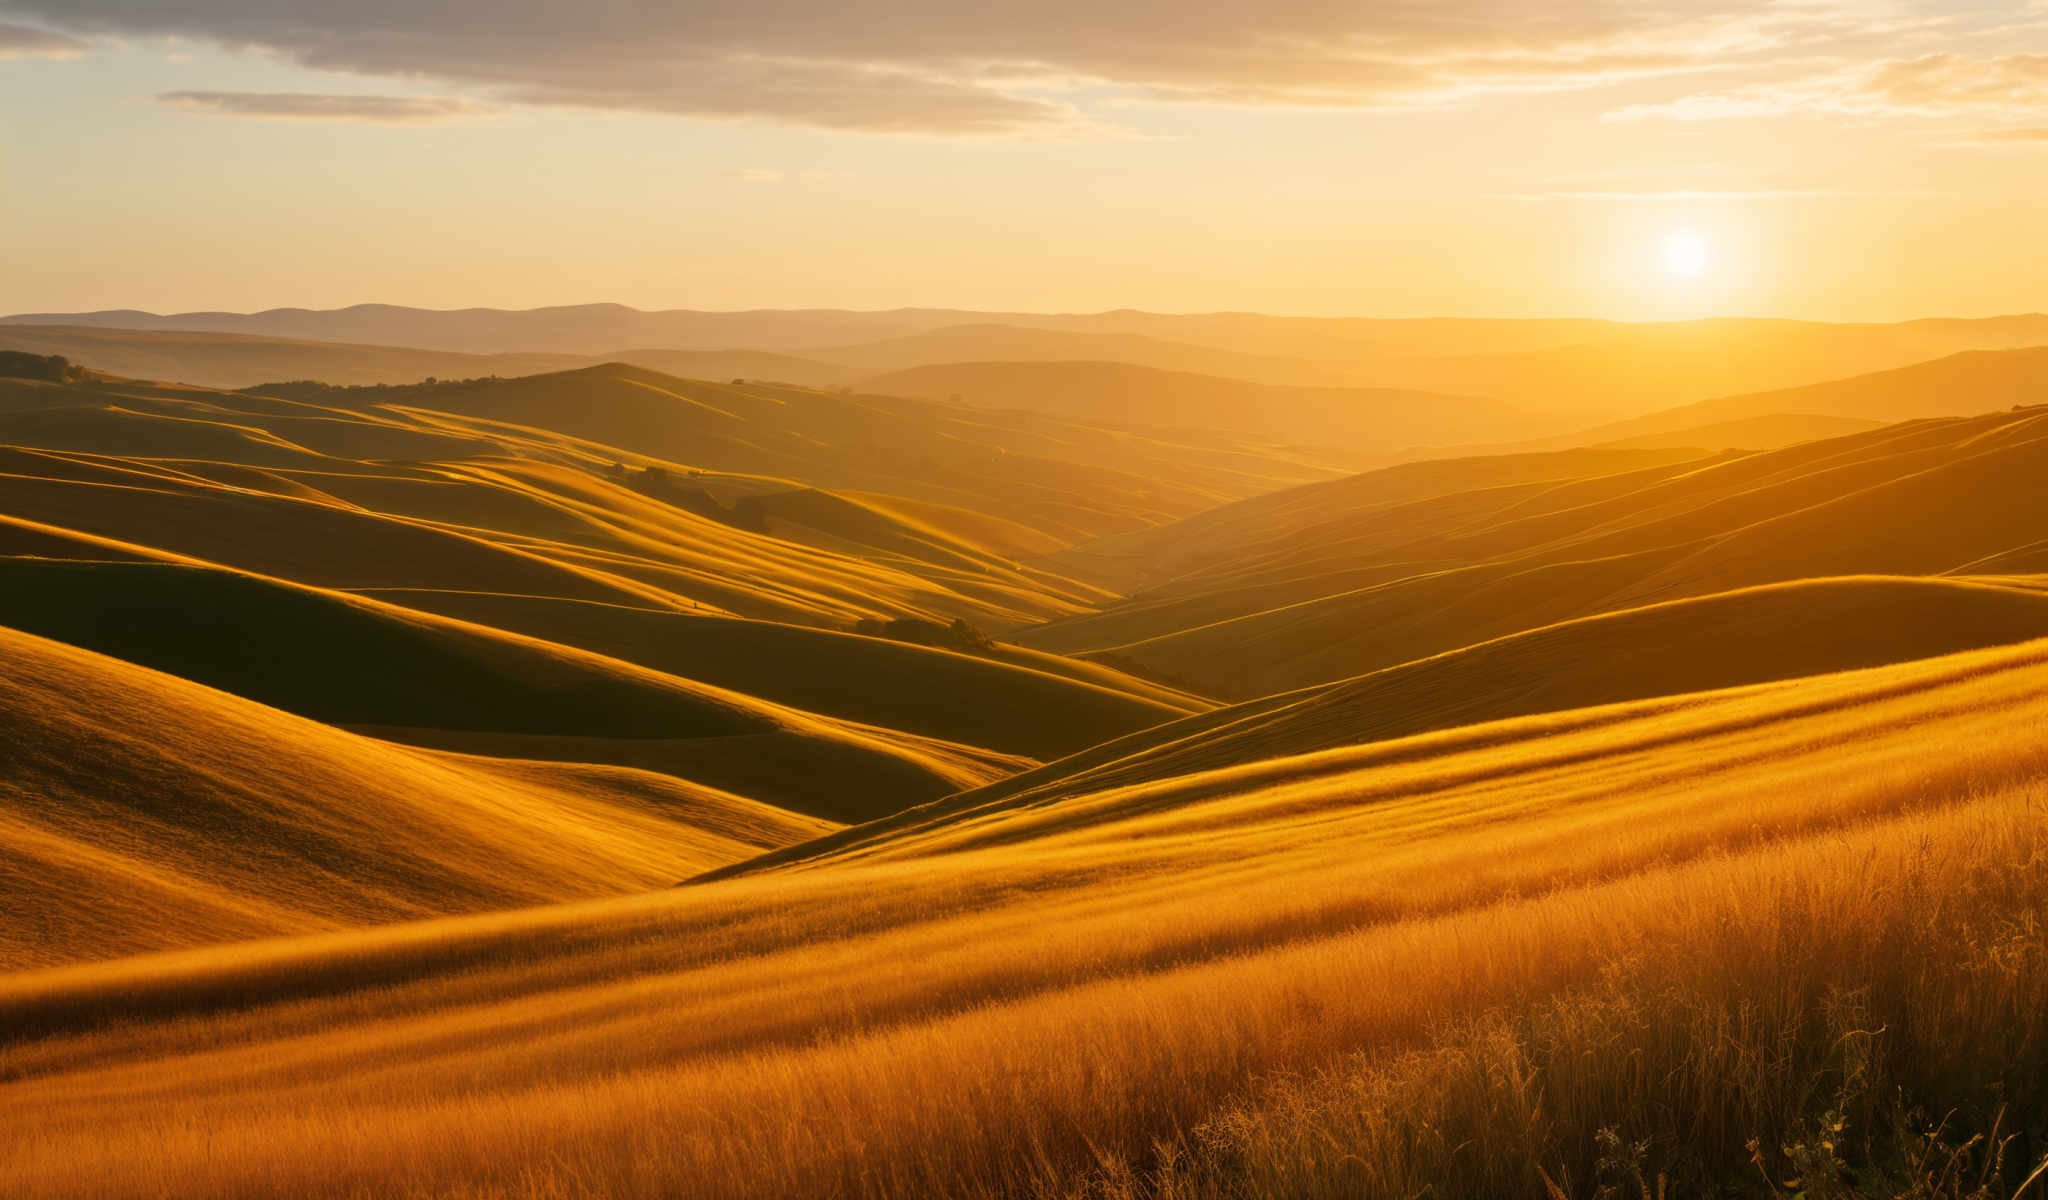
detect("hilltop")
(859, 359), (1548, 451)
(1024, 406), (2048, 696)
(0, 624), (837, 969)
(14, 306), (2047, 418)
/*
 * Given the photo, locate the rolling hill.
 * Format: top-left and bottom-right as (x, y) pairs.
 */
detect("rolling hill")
(859, 359), (1551, 451)
(1568, 343), (2048, 444)
(271, 364), (1366, 546)
(7, 315), (2048, 1200)
(0, 358), (1259, 833)
(1357, 314), (2048, 416)
(363, 588), (1205, 754)
(0, 558), (1057, 821)
(779, 574), (2048, 857)
(0, 364), (1336, 633)
(2, 633), (2043, 1196)
(16, 307), (2047, 419)
(811, 323), (1348, 384)
(1024, 405), (2048, 696)
(0, 623), (838, 970)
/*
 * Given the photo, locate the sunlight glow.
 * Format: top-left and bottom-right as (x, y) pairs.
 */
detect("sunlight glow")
(1661, 229), (1712, 279)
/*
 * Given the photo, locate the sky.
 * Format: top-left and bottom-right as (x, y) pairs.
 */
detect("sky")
(3, 0), (2047, 321)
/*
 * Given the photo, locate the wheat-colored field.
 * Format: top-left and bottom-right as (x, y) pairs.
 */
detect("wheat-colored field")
(4, 636), (2045, 1197)
(4, 352), (2048, 1196)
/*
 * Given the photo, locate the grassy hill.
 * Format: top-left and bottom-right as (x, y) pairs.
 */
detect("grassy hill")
(17, 307), (2047, 409)
(335, 589), (1204, 758)
(2, 635), (2043, 1195)
(1025, 406), (2048, 696)
(1359, 315), (2048, 417)
(0, 367), (1180, 629)
(0, 324), (869, 391)
(265, 364), (1367, 547)
(0, 558), (1031, 821)
(815, 323), (1347, 384)
(8, 323), (2048, 1199)
(859, 359), (1550, 451)
(1575, 344), (2048, 442)
(799, 575), (2048, 848)
(0, 324), (590, 389)
(0, 624), (836, 970)
(1585, 410), (1881, 450)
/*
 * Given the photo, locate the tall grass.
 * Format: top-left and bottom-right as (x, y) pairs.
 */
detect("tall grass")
(3, 643), (2048, 1197)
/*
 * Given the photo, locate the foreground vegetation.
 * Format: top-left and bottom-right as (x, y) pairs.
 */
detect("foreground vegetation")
(3, 639), (2046, 1197)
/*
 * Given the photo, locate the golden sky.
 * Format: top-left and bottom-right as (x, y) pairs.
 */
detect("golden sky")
(3, 1), (2046, 319)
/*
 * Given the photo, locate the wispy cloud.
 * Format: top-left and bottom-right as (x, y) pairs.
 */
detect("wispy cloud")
(1506, 188), (1933, 199)
(0, 20), (83, 57)
(1, 0), (1914, 135)
(1611, 51), (2048, 122)
(723, 169), (783, 182)
(155, 91), (495, 123)
(1953, 124), (2048, 144)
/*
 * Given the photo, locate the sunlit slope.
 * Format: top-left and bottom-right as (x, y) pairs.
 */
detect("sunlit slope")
(1581, 345), (2048, 444)
(272, 363), (1363, 544)
(858, 359), (1546, 451)
(0, 370), (1130, 628)
(815, 323), (1346, 384)
(0, 322), (861, 391)
(0, 559), (1024, 819)
(818, 575), (2048, 844)
(0, 324), (590, 389)
(0, 625), (836, 970)
(22, 306), (2048, 402)
(1030, 406), (2048, 695)
(336, 588), (1201, 758)
(1584, 410), (1881, 450)
(3, 638), (2046, 1196)
(1359, 314), (2048, 416)
(1044, 444), (1715, 593)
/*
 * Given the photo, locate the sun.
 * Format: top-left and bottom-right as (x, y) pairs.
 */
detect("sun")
(1660, 229), (1711, 279)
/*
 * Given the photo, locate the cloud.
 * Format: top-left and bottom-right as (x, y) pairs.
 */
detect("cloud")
(723, 169), (783, 182)
(1507, 188), (1921, 199)
(0, 20), (83, 57)
(156, 91), (495, 122)
(0, 0), (1901, 134)
(1956, 125), (2048, 143)
(1611, 51), (2048, 121)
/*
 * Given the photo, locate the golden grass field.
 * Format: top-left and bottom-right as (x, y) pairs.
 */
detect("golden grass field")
(2, 346), (2047, 1197)
(3, 637), (2046, 1196)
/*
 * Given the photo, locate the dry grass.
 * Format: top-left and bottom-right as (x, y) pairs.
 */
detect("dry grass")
(1030, 406), (2048, 697)
(2, 638), (2047, 1196)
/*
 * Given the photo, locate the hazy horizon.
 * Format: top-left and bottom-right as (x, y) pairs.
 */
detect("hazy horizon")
(12, 301), (2048, 329)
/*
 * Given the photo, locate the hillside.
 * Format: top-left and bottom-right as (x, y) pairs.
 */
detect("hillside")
(788, 574), (2048, 853)
(0, 558), (1052, 820)
(16, 307), (2048, 413)
(1359, 315), (2048, 417)
(1025, 406), (2048, 696)
(0, 325), (590, 389)
(0, 365), (1268, 631)
(7, 315), (2048, 1200)
(815, 324), (1347, 385)
(1043, 444), (1719, 593)
(1575, 344), (2048, 442)
(2, 635), (2043, 1196)
(859, 359), (1550, 452)
(255, 364), (1367, 547)
(0, 624), (837, 970)
(306, 588), (1205, 758)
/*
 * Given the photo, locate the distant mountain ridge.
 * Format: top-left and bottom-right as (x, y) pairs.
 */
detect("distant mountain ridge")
(11, 304), (2047, 416)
